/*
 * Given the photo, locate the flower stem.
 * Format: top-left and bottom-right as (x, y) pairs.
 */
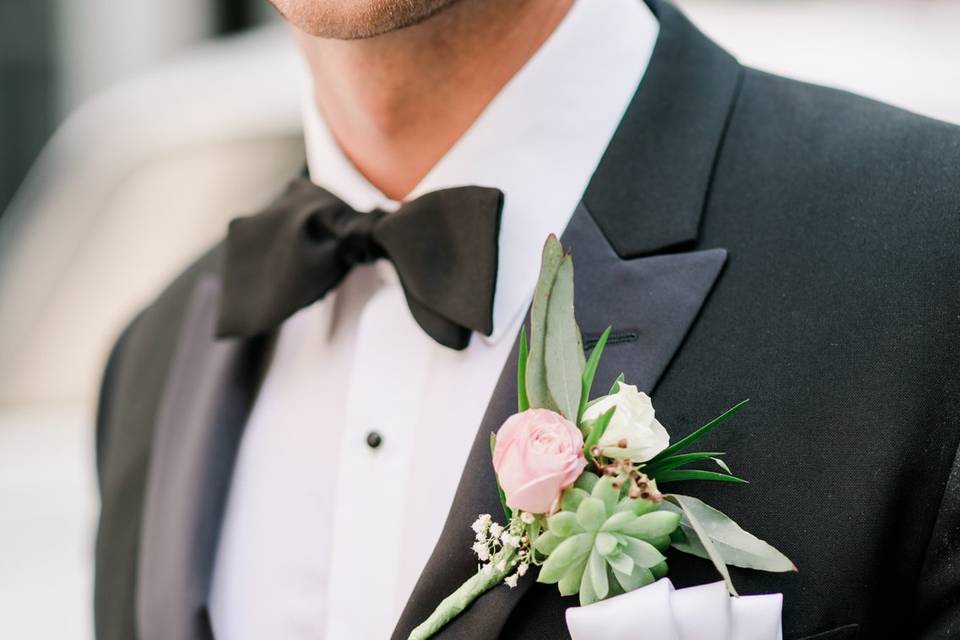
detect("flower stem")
(409, 548), (519, 640)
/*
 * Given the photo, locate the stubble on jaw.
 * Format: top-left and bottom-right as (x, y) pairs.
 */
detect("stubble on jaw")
(267, 0), (463, 39)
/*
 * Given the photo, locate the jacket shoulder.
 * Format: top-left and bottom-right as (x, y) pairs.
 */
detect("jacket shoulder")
(96, 243), (222, 482)
(722, 68), (960, 244)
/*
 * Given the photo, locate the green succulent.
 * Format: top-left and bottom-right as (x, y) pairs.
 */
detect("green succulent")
(533, 472), (681, 605)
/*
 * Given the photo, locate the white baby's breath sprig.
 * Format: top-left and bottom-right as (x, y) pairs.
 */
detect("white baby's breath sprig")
(467, 512), (536, 589)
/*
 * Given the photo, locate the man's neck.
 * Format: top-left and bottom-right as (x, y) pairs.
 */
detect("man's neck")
(295, 0), (574, 200)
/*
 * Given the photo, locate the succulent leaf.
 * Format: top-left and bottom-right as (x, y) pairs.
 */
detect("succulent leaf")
(607, 552), (634, 575)
(586, 548), (609, 602)
(561, 487), (589, 512)
(576, 497), (606, 531)
(549, 511), (583, 537)
(538, 477), (682, 604)
(618, 511), (682, 538)
(539, 533), (592, 583)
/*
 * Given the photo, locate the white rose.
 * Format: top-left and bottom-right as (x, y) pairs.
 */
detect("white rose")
(582, 383), (669, 462)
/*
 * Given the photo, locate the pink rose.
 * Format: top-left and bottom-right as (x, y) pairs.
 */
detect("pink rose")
(492, 409), (587, 515)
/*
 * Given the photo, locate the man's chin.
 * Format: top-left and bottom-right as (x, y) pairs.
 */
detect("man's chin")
(268, 0), (462, 40)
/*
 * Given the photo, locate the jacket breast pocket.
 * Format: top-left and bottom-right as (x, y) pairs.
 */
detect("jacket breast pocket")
(795, 624), (859, 640)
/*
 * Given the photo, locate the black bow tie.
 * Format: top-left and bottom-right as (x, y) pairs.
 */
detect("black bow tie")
(216, 176), (503, 350)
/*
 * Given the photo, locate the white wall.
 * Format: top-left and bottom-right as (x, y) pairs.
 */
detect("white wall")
(55, 0), (215, 111)
(677, 0), (960, 125)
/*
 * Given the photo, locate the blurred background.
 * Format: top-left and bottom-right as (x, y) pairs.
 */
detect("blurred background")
(1, 0), (958, 637)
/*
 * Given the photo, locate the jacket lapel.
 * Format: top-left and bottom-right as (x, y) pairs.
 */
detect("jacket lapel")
(136, 275), (271, 640)
(392, 0), (744, 637)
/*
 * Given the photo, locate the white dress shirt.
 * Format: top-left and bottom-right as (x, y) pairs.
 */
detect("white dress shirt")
(208, 1), (659, 638)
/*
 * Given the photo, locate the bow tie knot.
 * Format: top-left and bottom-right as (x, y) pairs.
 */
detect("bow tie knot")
(217, 177), (503, 350)
(304, 204), (388, 266)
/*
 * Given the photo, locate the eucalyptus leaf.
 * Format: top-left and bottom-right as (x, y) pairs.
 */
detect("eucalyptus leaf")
(526, 236), (564, 411)
(545, 256), (585, 421)
(665, 495), (796, 574)
(665, 494), (737, 595)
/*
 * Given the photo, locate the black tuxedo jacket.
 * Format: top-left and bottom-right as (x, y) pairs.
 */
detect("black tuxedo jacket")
(94, 1), (960, 638)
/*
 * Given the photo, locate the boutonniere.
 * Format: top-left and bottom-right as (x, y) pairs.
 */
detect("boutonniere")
(411, 235), (796, 639)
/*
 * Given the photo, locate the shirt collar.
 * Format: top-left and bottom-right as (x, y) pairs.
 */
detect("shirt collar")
(301, 0), (659, 344)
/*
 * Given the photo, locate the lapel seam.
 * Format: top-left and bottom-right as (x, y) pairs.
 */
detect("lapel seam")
(695, 64), (746, 241)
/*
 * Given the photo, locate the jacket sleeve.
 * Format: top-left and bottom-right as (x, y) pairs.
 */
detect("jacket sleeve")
(94, 318), (136, 494)
(914, 442), (960, 637)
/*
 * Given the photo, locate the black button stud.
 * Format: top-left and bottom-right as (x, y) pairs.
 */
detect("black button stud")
(366, 431), (383, 449)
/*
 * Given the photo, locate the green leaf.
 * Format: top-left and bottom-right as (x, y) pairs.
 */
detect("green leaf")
(600, 511), (636, 532)
(578, 326), (611, 423)
(655, 470), (748, 485)
(578, 555), (599, 605)
(606, 551), (634, 576)
(590, 475), (620, 514)
(619, 536), (665, 569)
(665, 494), (737, 595)
(517, 327), (529, 412)
(650, 560), (669, 579)
(549, 511), (584, 537)
(665, 495), (796, 575)
(615, 496), (659, 516)
(545, 256), (585, 421)
(587, 548), (609, 601)
(561, 487), (589, 513)
(595, 532), (619, 557)
(647, 399), (750, 464)
(533, 531), (562, 556)
(489, 433), (512, 521)
(576, 497), (606, 532)
(617, 511), (681, 539)
(609, 373), (625, 395)
(644, 452), (726, 476)
(712, 457), (732, 474)
(582, 406), (616, 466)
(526, 236), (564, 411)
(558, 555), (588, 596)
(574, 471), (599, 493)
(613, 565), (654, 592)
(539, 533), (592, 583)
(648, 535), (672, 553)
